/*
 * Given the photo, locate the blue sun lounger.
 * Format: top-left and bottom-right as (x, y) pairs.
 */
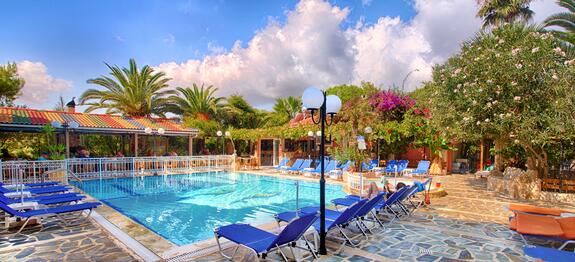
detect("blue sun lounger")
(0, 181), (61, 188)
(293, 159), (312, 172)
(214, 212), (319, 261)
(274, 158), (290, 170)
(333, 186), (411, 221)
(523, 245), (575, 262)
(409, 160), (431, 176)
(0, 193), (85, 206)
(275, 199), (369, 251)
(282, 159), (303, 171)
(0, 201), (101, 234)
(307, 160), (337, 175)
(0, 185), (71, 195)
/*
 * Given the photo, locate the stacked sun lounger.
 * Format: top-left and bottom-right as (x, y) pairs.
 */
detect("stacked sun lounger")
(0, 181), (101, 234)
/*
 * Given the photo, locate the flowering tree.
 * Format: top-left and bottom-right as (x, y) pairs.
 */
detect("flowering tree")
(427, 23), (575, 176)
(369, 90), (417, 121)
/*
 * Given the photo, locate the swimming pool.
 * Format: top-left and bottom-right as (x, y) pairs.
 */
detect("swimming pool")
(72, 172), (346, 245)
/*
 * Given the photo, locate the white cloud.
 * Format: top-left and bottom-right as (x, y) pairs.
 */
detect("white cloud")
(15, 60), (72, 106)
(156, 0), (561, 105)
(163, 34), (176, 45)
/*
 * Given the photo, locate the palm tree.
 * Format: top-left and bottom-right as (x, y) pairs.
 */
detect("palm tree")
(544, 0), (575, 47)
(80, 59), (172, 117)
(477, 0), (534, 29)
(272, 96), (302, 120)
(167, 84), (224, 121)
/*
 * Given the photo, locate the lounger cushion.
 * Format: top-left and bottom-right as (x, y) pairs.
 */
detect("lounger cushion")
(557, 217), (575, 239)
(509, 217), (517, 230)
(216, 224), (277, 253)
(523, 246), (575, 261)
(516, 212), (564, 237)
(509, 204), (569, 217)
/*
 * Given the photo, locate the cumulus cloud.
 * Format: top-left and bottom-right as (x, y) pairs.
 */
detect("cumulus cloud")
(15, 60), (72, 105)
(156, 0), (561, 105)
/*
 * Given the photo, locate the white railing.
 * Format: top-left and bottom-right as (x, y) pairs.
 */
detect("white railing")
(0, 155), (234, 184)
(346, 172), (365, 196)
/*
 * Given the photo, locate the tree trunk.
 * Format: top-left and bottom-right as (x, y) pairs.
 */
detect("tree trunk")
(494, 138), (506, 172)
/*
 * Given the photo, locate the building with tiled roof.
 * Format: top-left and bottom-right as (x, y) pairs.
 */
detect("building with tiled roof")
(0, 107), (197, 136)
(0, 106), (198, 157)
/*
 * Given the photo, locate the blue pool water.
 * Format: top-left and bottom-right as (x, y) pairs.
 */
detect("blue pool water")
(72, 172), (346, 245)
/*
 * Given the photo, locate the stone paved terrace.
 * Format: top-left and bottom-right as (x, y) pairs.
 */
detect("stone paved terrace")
(1, 174), (574, 261)
(193, 174), (575, 261)
(0, 212), (137, 261)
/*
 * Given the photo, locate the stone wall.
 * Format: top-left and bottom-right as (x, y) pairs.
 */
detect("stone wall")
(487, 167), (574, 204)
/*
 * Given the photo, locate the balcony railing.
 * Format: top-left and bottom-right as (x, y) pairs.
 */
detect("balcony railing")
(0, 155), (235, 184)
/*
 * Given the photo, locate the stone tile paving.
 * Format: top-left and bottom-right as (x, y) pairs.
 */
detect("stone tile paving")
(192, 174), (573, 261)
(0, 213), (137, 261)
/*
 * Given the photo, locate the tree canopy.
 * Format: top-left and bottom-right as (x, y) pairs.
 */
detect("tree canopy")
(0, 62), (24, 106)
(426, 23), (575, 174)
(80, 59), (172, 117)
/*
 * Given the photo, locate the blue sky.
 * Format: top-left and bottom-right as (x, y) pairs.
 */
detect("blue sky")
(0, 0), (419, 109)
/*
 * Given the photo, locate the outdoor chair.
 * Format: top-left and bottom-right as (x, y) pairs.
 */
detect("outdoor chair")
(408, 161), (430, 176)
(384, 160), (398, 175)
(333, 186), (410, 223)
(306, 160), (337, 177)
(214, 212), (319, 261)
(0, 181), (60, 188)
(0, 184), (72, 196)
(281, 159), (303, 172)
(274, 199), (369, 252)
(0, 193), (85, 206)
(509, 212), (575, 247)
(523, 245), (575, 262)
(0, 201), (101, 234)
(329, 161), (353, 180)
(274, 158), (290, 170)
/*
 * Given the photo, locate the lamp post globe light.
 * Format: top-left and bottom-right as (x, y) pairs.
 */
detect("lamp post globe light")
(216, 130), (224, 155)
(301, 87), (341, 255)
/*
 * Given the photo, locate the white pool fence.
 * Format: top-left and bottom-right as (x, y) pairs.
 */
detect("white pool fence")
(0, 155), (235, 184)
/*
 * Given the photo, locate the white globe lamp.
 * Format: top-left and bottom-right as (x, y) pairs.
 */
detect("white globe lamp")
(158, 128), (165, 135)
(51, 120), (62, 128)
(216, 130), (223, 137)
(69, 121), (80, 129)
(302, 87), (324, 110)
(144, 127), (153, 134)
(325, 95), (342, 114)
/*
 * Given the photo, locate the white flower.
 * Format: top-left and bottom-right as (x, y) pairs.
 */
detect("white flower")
(511, 81), (517, 86)
(511, 48), (520, 55)
(552, 74), (558, 80)
(485, 118), (490, 122)
(499, 113), (504, 118)
(476, 121), (481, 125)
(531, 47), (539, 53)
(472, 100), (477, 105)
(453, 68), (462, 75)
(463, 117), (469, 121)
(492, 100), (498, 105)
(486, 102), (492, 107)
(454, 89), (458, 93)
(495, 53), (501, 58)
(457, 84), (462, 88)
(515, 63), (523, 69)
(478, 88), (483, 92)
(514, 96), (521, 101)
(499, 39), (505, 44)
(487, 79), (493, 84)
(506, 113), (511, 117)
(565, 59), (574, 66)
(514, 139), (520, 144)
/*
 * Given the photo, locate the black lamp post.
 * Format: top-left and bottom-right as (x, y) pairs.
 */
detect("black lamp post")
(302, 87), (341, 255)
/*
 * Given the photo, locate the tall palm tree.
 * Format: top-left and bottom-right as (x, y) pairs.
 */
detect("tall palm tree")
(544, 0), (575, 47)
(80, 59), (172, 117)
(477, 0), (534, 29)
(167, 84), (224, 121)
(272, 96), (302, 120)
(222, 95), (269, 129)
